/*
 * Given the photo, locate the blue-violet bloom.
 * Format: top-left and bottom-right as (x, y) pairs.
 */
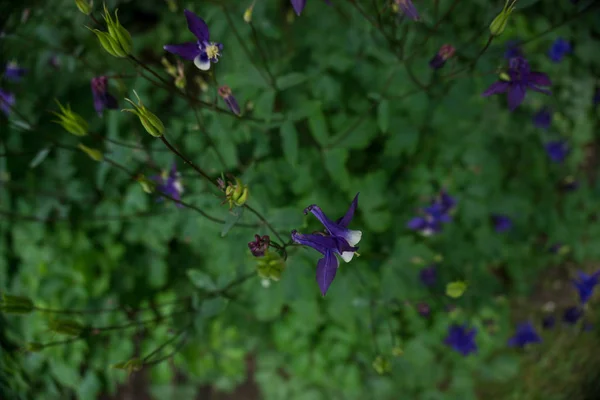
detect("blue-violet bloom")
(482, 56), (552, 111)
(542, 315), (555, 330)
(572, 270), (600, 304)
(563, 306), (583, 324)
(545, 140), (569, 163)
(532, 107), (551, 129)
(419, 265), (437, 286)
(548, 38), (572, 63)
(290, 0), (331, 16)
(291, 193), (361, 296)
(429, 44), (455, 70)
(508, 322), (542, 348)
(0, 88), (15, 116)
(218, 85), (241, 116)
(4, 62), (27, 82)
(91, 76), (118, 117)
(164, 10), (222, 71)
(151, 163), (184, 207)
(444, 324), (477, 356)
(407, 191), (456, 236)
(491, 214), (512, 233)
(504, 40), (523, 59)
(395, 0), (420, 21)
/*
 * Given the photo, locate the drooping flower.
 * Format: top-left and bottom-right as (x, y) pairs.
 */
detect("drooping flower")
(419, 265), (437, 286)
(395, 0), (420, 21)
(248, 234), (270, 257)
(163, 10), (223, 71)
(532, 107), (551, 129)
(545, 140), (569, 163)
(548, 38), (572, 63)
(4, 62), (27, 82)
(291, 194), (361, 296)
(407, 190), (456, 236)
(429, 44), (455, 70)
(444, 324), (477, 356)
(290, 0), (332, 16)
(90, 76), (118, 117)
(151, 163), (184, 207)
(563, 306), (583, 324)
(572, 270), (600, 304)
(507, 322), (542, 348)
(504, 39), (523, 59)
(218, 85), (241, 116)
(482, 56), (552, 111)
(542, 315), (555, 330)
(0, 88), (15, 116)
(491, 214), (512, 233)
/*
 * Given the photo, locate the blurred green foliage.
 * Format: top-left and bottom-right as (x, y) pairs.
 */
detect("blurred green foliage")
(1, 0), (599, 399)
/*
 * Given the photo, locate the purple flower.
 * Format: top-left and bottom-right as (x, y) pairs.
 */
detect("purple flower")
(532, 107), (551, 129)
(151, 163), (184, 207)
(407, 191), (456, 236)
(491, 214), (512, 233)
(90, 76), (118, 117)
(4, 62), (27, 82)
(290, 0), (331, 16)
(395, 0), (420, 21)
(563, 306), (583, 324)
(0, 88), (15, 116)
(545, 140), (569, 163)
(416, 302), (430, 318)
(444, 324), (477, 356)
(291, 194), (361, 296)
(508, 322), (542, 348)
(572, 270), (600, 304)
(419, 265), (437, 286)
(548, 38), (572, 63)
(163, 10), (223, 71)
(482, 57), (552, 111)
(218, 86), (240, 116)
(504, 40), (523, 60)
(248, 234), (270, 257)
(429, 44), (455, 70)
(542, 315), (555, 330)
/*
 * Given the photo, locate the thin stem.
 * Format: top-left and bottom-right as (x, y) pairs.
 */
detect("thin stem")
(160, 135), (217, 186)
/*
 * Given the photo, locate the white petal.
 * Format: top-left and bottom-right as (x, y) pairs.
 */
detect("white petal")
(194, 55), (211, 71)
(341, 251), (355, 263)
(344, 229), (362, 247)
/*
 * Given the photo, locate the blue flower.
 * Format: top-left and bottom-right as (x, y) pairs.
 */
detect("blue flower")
(419, 265), (437, 286)
(504, 40), (523, 60)
(291, 194), (361, 296)
(0, 88), (15, 116)
(563, 306), (583, 324)
(395, 0), (420, 21)
(482, 57), (552, 111)
(572, 270), (600, 304)
(491, 214), (512, 233)
(532, 107), (551, 129)
(290, 0), (332, 16)
(407, 191), (456, 236)
(91, 76), (118, 117)
(542, 315), (555, 330)
(545, 140), (569, 163)
(4, 62), (27, 82)
(508, 322), (542, 348)
(548, 38), (572, 63)
(151, 163), (184, 207)
(163, 10), (222, 71)
(444, 324), (477, 356)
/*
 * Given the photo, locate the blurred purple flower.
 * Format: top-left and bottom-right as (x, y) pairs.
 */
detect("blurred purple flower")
(218, 85), (240, 116)
(504, 40), (523, 60)
(4, 62), (27, 82)
(291, 194), (361, 296)
(429, 44), (455, 70)
(508, 322), (542, 348)
(417, 302), (430, 318)
(491, 214), (512, 233)
(532, 107), (551, 129)
(151, 163), (184, 207)
(542, 315), (555, 330)
(545, 140), (569, 163)
(563, 306), (583, 324)
(163, 10), (222, 71)
(290, 0), (331, 16)
(482, 56), (551, 111)
(573, 270), (600, 304)
(419, 265), (437, 286)
(248, 234), (270, 257)
(444, 324), (477, 356)
(90, 76), (118, 117)
(407, 191), (456, 236)
(548, 38), (572, 63)
(0, 88), (15, 116)
(395, 0), (420, 21)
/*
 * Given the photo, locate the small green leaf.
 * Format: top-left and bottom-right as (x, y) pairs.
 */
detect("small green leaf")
(377, 100), (390, 133)
(201, 297), (229, 318)
(308, 109), (329, 147)
(221, 206), (244, 237)
(187, 270), (217, 291)
(29, 147), (52, 168)
(446, 281), (468, 298)
(280, 121), (298, 166)
(276, 73), (306, 90)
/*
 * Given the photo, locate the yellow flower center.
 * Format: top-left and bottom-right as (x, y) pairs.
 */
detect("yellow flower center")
(205, 44), (220, 60)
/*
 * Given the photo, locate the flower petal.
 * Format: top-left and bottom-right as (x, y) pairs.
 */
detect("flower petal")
(507, 84), (526, 111)
(336, 193), (359, 228)
(305, 204), (362, 246)
(482, 81), (509, 97)
(194, 54), (211, 70)
(316, 249), (339, 296)
(184, 9), (210, 40)
(528, 72), (552, 87)
(291, 0), (307, 15)
(164, 42), (199, 60)
(407, 216), (426, 230)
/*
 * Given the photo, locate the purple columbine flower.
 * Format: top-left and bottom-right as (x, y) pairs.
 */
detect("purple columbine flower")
(429, 44), (455, 70)
(291, 194), (361, 296)
(218, 85), (241, 116)
(491, 214), (512, 233)
(151, 163), (184, 207)
(444, 324), (477, 356)
(248, 234), (270, 257)
(0, 88), (15, 116)
(290, 0), (331, 16)
(419, 265), (437, 286)
(163, 10), (223, 71)
(4, 62), (27, 82)
(395, 0), (420, 21)
(407, 190), (456, 236)
(572, 270), (600, 304)
(542, 315), (555, 330)
(548, 38), (572, 63)
(545, 140), (569, 163)
(482, 56), (552, 111)
(532, 107), (551, 129)
(90, 76), (118, 117)
(504, 40), (523, 60)
(563, 306), (583, 324)
(507, 322), (542, 348)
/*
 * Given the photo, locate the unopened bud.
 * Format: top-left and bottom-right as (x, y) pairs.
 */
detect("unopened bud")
(248, 234), (270, 257)
(489, 0), (517, 37)
(256, 251), (285, 281)
(218, 85), (241, 116)
(88, 5), (132, 57)
(429, 44), (455, 70)
(48, 319), (84, 336)
(122, 90), (164, 137)
(78, 144), (103, 161)
(52, 100), (88, 136)
(224, 178), (249, 208)
(372, 355), (391, 375)
(75, 0), (93, 15)
(243, 3), (254, 23)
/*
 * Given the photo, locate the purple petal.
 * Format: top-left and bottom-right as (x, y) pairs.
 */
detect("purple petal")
(316, 249), (339, 296)
(336, 193), (359, 228)
(399, 0), (420, 21)
(528, 85), (552, 96)
(407, 217), (426, 230)
(304, 205), (362, 246)
(482, 81), (509, 97)
(163, 42), (200, 60)
(507, 84), (526, 111)
(528, 72), (552, 87)
(291, 231), (357, 256)
(104, 93), (119, 110)
(291, 0), (307, 15)
(184, 9), (210, 40)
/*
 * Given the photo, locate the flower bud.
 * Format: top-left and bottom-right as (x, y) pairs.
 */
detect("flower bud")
(88, 5), (132, 58)
(446, 281), (468, 298)
(122, 90), (164, 137)
(48, 319), (84, 336)
(75, 0), (93, 15)
(78, 143), (103, 161)
(243, 3), (254, 23)
(89, 29), (125, 57)
(1, 294), (34, 314)
(256, 251), (285, 281)
(218, 85), (241, 116)
(429, 44), (455, 70)
(248, 234), (270, 257)
(136, 174), (156, 194)
(489, 0), (517, 37)
(52, 100), (89, 136)
(224, 178), (249, 208)
(372, 355), (391, 375)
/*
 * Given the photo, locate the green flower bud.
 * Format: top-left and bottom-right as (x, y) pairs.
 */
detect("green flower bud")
(52, 100), (88, 136)
(1, 294), (34, 314)
(88, 4), (133, 58)
(48, 319), (84, 337)
(75, 0), (93, 15)
(256, 251), (285, 281)
(489, 0), (517, 37)
(225, 178), (249, 208)
(122, 91), (165, 137)
(78, 144), (103, 161)
(372, 355), (391, 375)
(136, 174), (156, 194)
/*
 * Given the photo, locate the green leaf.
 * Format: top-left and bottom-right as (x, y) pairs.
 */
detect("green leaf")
(276, 73), (307, 90)
(308, 108), (329, 147)
(377, 100), (390, 133)
(187, 270), (217, 291)
(221, 207), (244, 237)
(201, 297), (229, 318)
(280, 121), (298, 167)
(323, 148), (350, 190)
(29, 147), (52, 168)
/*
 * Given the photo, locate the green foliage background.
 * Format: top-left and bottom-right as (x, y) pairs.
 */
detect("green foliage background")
(1, 0), (599, 399)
